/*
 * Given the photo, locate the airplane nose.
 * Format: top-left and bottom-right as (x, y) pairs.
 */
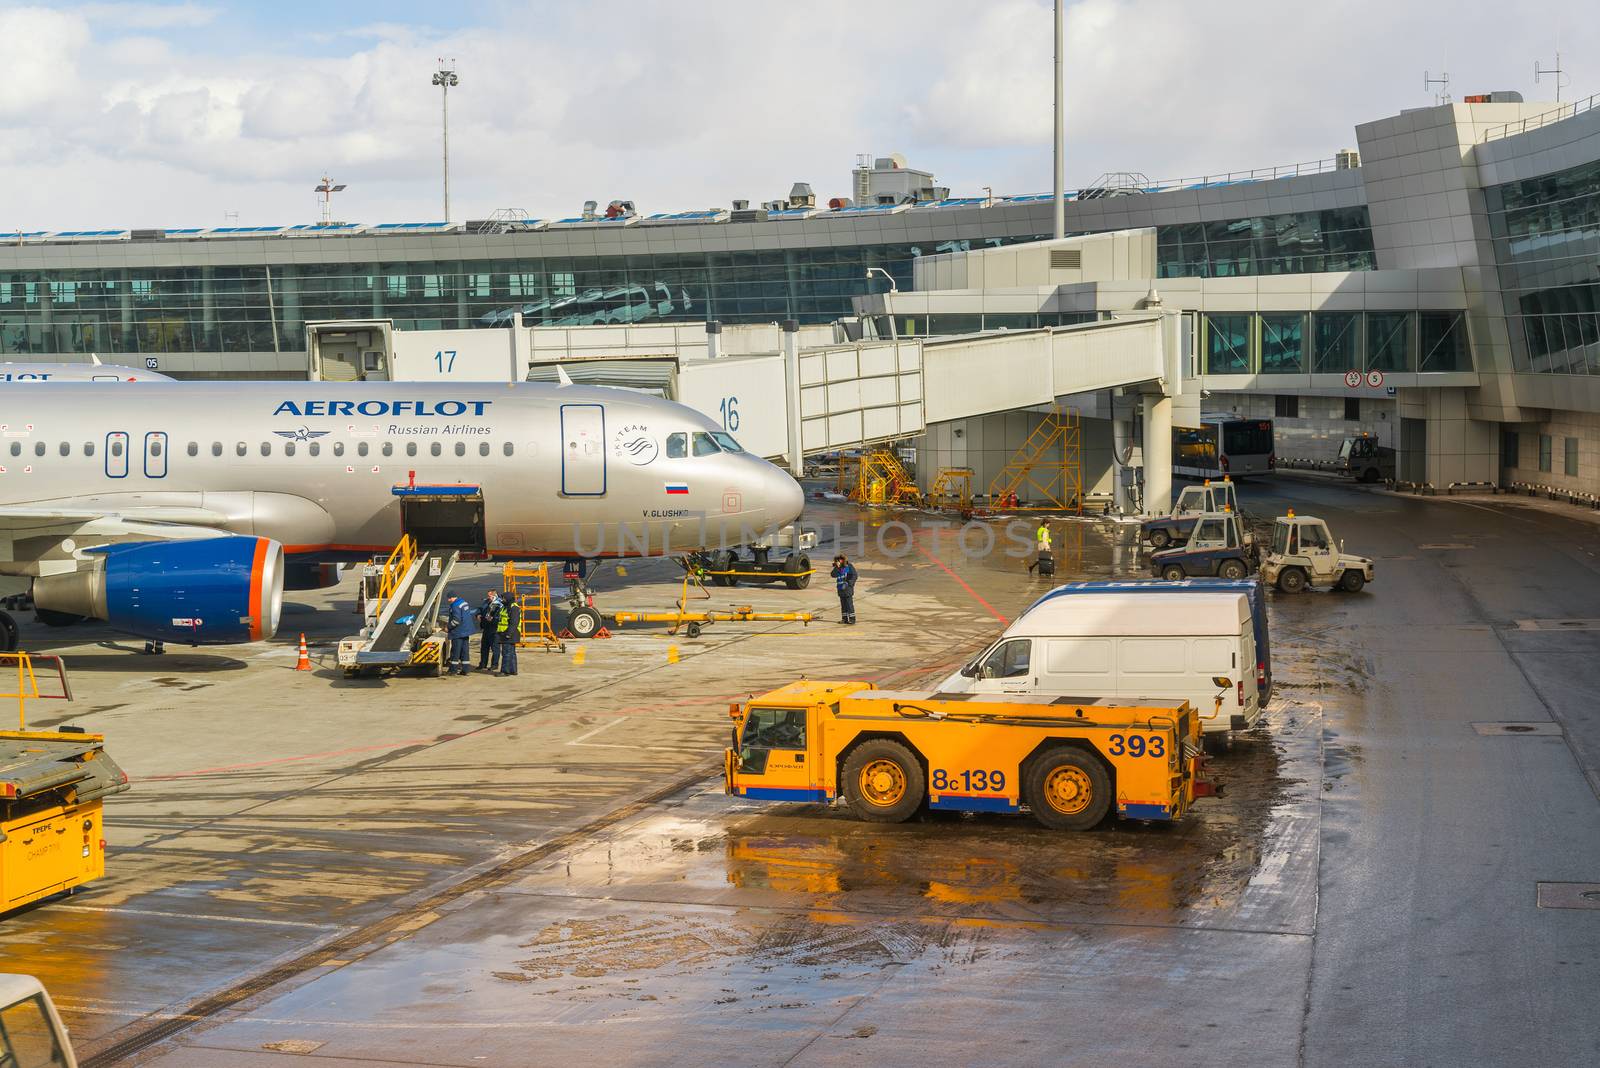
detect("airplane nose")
(767, 465), (805, 527)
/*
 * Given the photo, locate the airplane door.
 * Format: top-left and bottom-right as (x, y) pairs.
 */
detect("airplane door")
(144, 431), (168, 478)
(105, 431), (128, 478)
(560, 404), (606, 496)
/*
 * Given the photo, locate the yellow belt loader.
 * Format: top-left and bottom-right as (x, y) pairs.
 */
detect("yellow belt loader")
(725, 681), (1210, 831)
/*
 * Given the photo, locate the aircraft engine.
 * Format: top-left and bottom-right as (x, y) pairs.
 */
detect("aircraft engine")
(33, 536), (284, 645)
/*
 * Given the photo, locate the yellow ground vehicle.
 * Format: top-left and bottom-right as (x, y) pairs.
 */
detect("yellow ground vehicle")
(725, 681), (1208, 830)
(0, 654), (129, 913)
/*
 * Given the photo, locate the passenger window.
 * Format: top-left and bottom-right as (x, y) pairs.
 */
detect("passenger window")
(430, 442), (441, 457)
(7, 442), (17, 457)
(0, 992), (67, 1068)
(284, 442), (296, 457)
(479, 443), (490, 457)
(692, 432), (720, 457)
(309, 442), (321, 457)
(236, 442), (247, 457)
(34, 441), (45, 457)
(333, 442), (344, 457)
(503, 442), (514, 456)
(382, 443), (393, 457)
(211, 442), (222, 457)
(112, 440), (124, 457)
(358, 442), (369, 457)
(150, 439), (162, 456)
(261, 442), (272, 456)
(979, 639), (1032, 679)
(60, 442), (71, 457)
(186, 442), (197, 457)
(455, 442), (466, 457)
(85, 442), (95, 457)
(406, 442), (418, 457)
(665, 432), (687, 459)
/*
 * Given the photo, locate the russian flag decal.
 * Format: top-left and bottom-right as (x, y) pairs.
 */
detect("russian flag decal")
(665, 482), (689, 495)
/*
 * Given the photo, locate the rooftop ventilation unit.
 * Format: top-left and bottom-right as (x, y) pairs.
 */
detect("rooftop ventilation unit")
(131, 228), (165, 241)
(731, 199), (750, 211)
(731, 208), (769, 223)
(581, 200), (599, 220)
(1463, 91), (1524, 103)
(1049, 249), (1083, 270)
(789, 182), (816, 208)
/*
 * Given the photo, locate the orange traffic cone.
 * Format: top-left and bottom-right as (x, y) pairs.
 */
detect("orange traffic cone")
(294, 633), (312, 671)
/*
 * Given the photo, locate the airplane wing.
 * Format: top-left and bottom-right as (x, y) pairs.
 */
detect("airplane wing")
(0, 506), (234, 576)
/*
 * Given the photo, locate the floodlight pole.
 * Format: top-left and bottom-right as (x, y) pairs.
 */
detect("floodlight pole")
(432, 60), (459, 221)
(1053, 0), (1066, 240)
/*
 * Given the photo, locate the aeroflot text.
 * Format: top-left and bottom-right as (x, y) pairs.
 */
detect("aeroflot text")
(273, 400), (493, 417)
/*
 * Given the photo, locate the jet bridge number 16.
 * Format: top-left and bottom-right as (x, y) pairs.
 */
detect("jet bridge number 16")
(725, 680), (1211, 830)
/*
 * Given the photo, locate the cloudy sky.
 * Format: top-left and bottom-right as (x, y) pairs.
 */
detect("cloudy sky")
(0, 0), (1591, 229)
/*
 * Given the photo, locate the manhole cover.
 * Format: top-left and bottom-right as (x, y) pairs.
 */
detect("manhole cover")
(1472, 722), (1562, 736)
(1536, 882), (1600, 910)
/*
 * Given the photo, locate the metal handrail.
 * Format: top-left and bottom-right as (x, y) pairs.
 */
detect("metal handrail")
(1482, 92), (1600, 142)
(1008, 157), (1346, 203)
(377, 535), (417, 602)
(0, 652), (72, 731)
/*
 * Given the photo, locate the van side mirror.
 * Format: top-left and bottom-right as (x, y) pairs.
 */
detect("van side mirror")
(1211, 676), (1231, 689)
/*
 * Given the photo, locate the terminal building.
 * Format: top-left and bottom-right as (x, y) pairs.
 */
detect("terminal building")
(5, 94), (1600, 499)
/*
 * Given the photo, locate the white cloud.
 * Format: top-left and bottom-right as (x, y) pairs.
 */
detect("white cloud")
(0, 0), (1594, 228)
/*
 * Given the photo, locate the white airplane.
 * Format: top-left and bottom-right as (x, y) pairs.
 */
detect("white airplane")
(0, 381), (805, 651)
(0, 355), (173, 382)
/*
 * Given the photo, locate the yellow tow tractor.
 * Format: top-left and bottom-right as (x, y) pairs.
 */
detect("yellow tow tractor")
(0, 653), (129, 913)
(725, 680), (1213, 830)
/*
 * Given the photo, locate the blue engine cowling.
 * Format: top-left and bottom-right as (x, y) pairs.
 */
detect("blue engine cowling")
(34, 536), (284, 645)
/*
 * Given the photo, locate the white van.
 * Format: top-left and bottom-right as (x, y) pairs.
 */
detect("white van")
(939, 591), (1260, 734)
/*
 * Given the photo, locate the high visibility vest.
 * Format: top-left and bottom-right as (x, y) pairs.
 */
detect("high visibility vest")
(497, 607), (510, 632)
(1036, 525), (1051, 548)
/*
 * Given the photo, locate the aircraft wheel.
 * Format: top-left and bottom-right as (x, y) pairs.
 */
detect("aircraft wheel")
(783, 554), (811, 591)
(0, 610), (17, 652)
(716, 551), (740, 588)
(568, 606), (603, 639)
(1161, 564), (1186, 581)
(1219, 559), (1248, 580)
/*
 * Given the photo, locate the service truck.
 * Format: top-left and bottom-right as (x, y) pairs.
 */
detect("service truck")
(1149, 510), (1256, 581)
(1260, 511), (1374, 593)
(1141, 479), (1241, 549)
(1336, 433), (1395, 483)
(725, 680), (1210, 830)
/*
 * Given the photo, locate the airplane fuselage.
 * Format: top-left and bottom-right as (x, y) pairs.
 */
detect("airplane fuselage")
(0, 381), (803, 567)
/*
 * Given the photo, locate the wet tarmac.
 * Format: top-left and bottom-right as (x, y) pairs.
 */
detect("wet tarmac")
(3, 481), (1599, 1065)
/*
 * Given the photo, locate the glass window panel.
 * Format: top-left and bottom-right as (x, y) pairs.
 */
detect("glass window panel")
(1565, 436), (1579, 476)
(1419, 312), (1469, 372)
(1204, 314), (1252, 374)
(1260, 314), (1306, 373)
(1366, 312), (1414, 372)
(1313, 313), (1360, 373)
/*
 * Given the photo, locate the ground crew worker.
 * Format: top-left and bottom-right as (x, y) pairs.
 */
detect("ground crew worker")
(476, 591), (502, 674)
(1029, 520), (1054, 576)
(1035, 520), (1052, 553)
(444, 592), (476, 676)
(498, 592), (521, 676)
(830, 554), (858, 625)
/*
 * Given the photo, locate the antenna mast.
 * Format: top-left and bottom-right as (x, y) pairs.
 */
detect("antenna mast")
(1535, 51), (1569, 103)
(1423, 70), (1451, 105)
(313, 174), (347, 225)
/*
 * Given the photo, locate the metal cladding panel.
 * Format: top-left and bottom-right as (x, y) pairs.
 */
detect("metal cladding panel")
(1049, 319), (1166, 395)
(98, 535), (283, 645)
(862, 407), (902, 441)
(675, 357), (787, 459)
(900, 402), (923, 430)
(826, 411), (864, 448)
(859, 344), (900, 377)
(801, 416), (829, 451)
(825, 350), (859, 380)
(798, 352), (827, 387)
(800, 384), (828, 419)
(923, 333), (1054, 423)
(859, 376), (899, 408)
(827, 381), (863, 412)
(900, 372), (923, 402)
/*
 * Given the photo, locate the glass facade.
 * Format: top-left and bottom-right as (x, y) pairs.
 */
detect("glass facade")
(1206, 310), (1470, 375)
(0, 236), (1044, 356)
(1487, 158), (1600, 374)
(1156, 208), (1376, 278)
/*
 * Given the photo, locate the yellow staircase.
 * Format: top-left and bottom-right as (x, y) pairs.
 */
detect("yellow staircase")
(987, 407), (1082, 513)
(853, 450), (920, 506)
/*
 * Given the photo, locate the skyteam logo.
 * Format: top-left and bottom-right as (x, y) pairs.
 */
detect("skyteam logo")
(610, 423), (658, 466)
(273, 399), (493, 417)
(273, 426), (331, 443)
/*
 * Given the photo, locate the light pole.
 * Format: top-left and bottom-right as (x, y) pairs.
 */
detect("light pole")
(865, 267), (898, 293)
(1053, 0), (1065, 239)
(431, 60), (459, 221)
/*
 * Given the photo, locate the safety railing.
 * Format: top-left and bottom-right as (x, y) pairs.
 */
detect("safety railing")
(0, 652), (72, 731)
(377, 535), (418, 602)
(1482, 93), (1600, 142)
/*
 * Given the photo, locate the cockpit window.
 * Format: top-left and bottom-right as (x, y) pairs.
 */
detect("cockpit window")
(665, 432), (687, 459)
(711, 432), (744, 453)
(692, 432), (720, 457)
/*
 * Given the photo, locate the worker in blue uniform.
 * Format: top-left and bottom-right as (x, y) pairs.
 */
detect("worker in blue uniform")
(445, 592), (476, 676)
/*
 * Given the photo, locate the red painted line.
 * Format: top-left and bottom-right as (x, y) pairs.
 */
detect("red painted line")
(910, 541), (1009, 625)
